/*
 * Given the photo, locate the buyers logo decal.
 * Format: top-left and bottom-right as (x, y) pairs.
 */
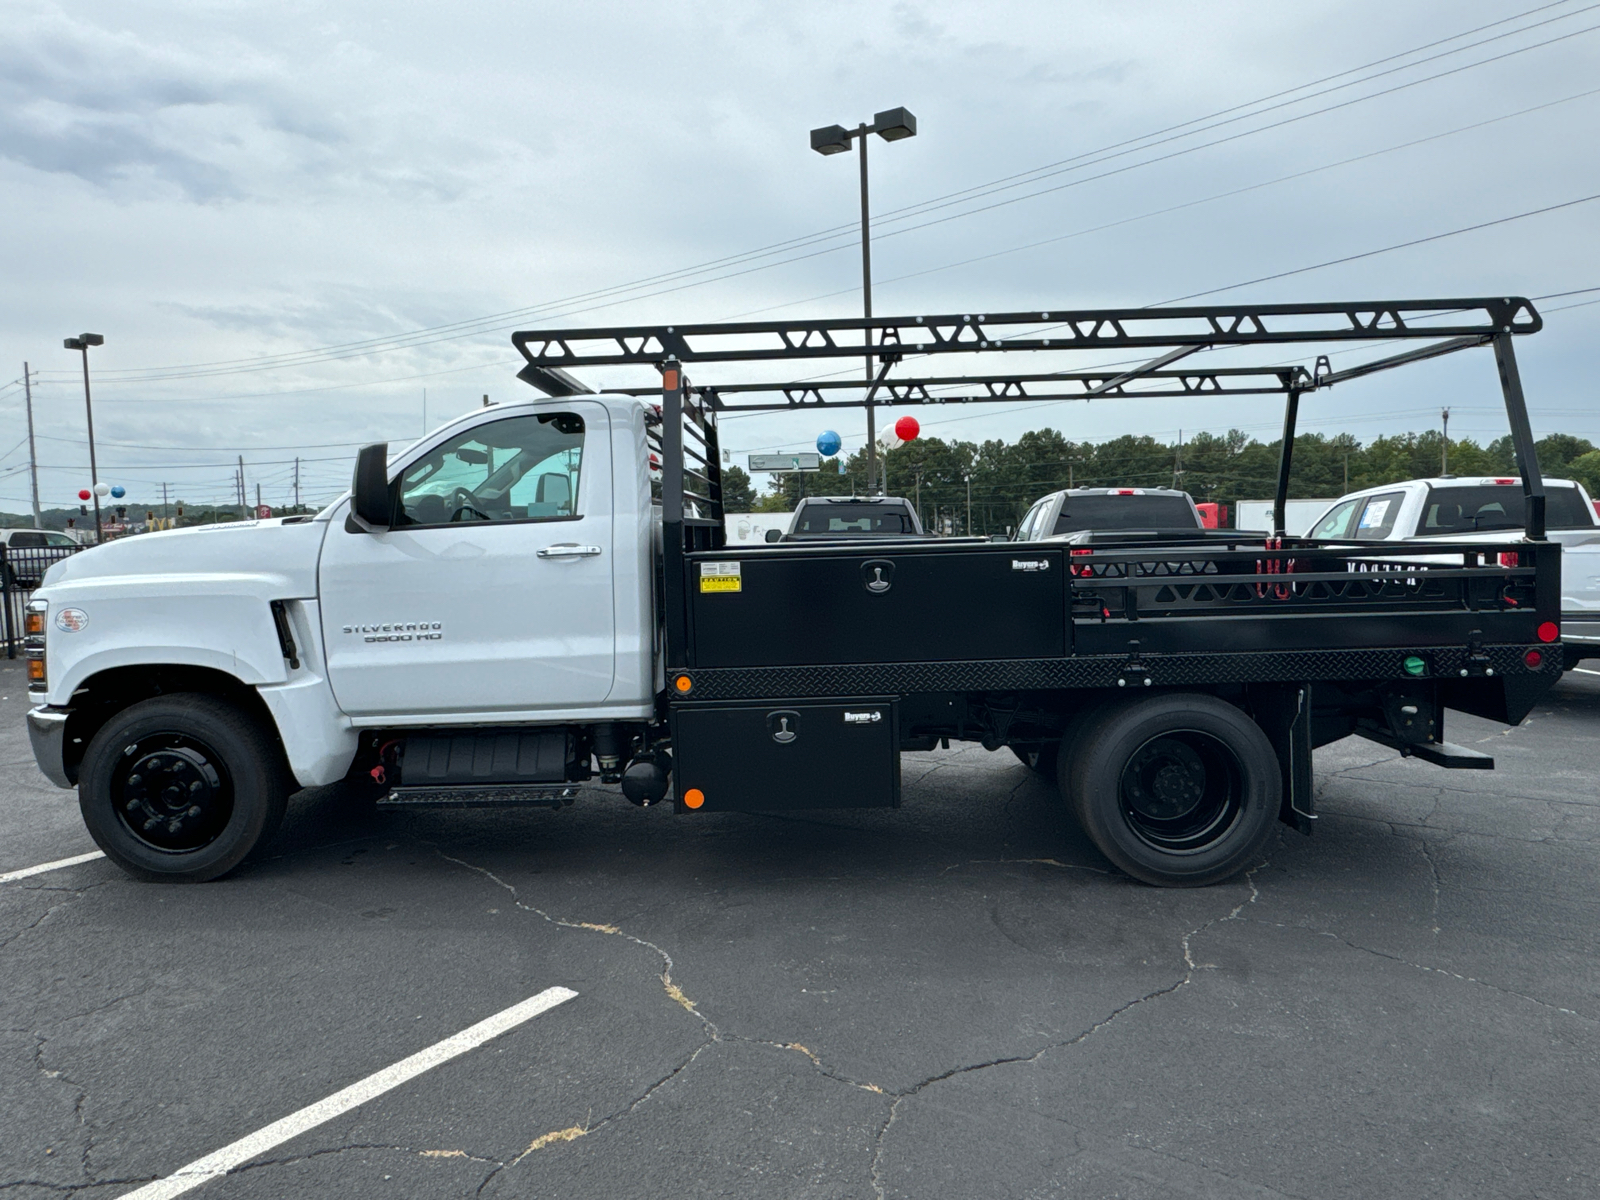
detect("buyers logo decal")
(343, 621), (443, 643)
(1011, 559), (1050, 572)
(55, 608), (88, 632)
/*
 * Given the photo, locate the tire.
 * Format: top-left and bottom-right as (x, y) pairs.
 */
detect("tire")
(1011, 743), (1059, 777)
(1059, 693), (1279, 887)
(78, 693), (291, 883)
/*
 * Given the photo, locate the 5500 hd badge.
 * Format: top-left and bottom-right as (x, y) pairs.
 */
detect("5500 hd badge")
(343, 622), (444, 643)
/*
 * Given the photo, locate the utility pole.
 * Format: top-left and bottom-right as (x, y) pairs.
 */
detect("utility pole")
(1173, 429), (1184, 490)
(255, 482), (262, 515)
(293, 457), (300, 511)
(22, 363), (40, 527)
(1440, 407), (1450, 475)
(237, 455), (247, 519)
(965, 472), (972, 535)
(161, 482), (169, 523)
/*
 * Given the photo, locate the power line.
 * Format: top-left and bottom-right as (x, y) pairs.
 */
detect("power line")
(40, 2), (1597, 388)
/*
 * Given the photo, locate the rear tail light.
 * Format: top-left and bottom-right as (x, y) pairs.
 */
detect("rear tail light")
(1492, 478), (1516, 484)
(1537, 621), (1560, 643)
(1115, 489), (1135, 495)
(1498, 551), (1519, 568)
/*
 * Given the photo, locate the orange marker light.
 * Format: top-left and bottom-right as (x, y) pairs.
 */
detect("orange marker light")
(673, 674), (693, 694)
(683, 788), (705, 809)
(27, 660), (45, 682)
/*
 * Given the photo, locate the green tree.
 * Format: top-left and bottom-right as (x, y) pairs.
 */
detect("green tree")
(719, 464), (755, 511)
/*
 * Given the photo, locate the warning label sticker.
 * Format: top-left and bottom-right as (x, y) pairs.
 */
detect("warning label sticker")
(699, 560), (742, 593)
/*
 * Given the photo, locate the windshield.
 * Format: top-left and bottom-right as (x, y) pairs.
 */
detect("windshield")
(1052, 495), (1195, 534)
(793, 504), (915, 534)
(1422, 485), (1595, 533)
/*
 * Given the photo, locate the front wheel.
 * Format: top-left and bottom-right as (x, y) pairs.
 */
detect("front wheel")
(1060, 693), (1279, 887)
(79, 694), (290, 882)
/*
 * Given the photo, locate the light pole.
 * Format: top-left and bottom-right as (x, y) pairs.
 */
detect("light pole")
(1440, 406), (1450, 475)
(811, 107), (917, 495)
(63, 333), (105, 543)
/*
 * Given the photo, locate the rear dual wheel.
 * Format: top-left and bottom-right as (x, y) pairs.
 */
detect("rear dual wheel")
(79, 694), (291, 883)
(1059, 693), (1279, 887)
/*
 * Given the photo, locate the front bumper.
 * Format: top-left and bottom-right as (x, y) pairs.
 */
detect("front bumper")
(27, 707), (73, 789)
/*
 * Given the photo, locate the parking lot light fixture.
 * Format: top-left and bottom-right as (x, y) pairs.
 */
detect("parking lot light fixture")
(809, 107), (918, 494)
(63, 333), (105, 544)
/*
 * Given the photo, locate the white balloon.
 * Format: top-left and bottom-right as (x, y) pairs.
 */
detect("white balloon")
(93, 482), (111, 497)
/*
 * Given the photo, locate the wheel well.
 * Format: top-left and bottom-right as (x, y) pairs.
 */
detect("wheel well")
(61, 665), (284, 785)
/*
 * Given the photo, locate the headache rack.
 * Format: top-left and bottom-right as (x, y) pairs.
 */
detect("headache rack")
(513, 297), (1549, 667)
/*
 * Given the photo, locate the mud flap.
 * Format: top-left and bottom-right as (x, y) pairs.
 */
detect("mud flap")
(1251, 683), (1315, 835)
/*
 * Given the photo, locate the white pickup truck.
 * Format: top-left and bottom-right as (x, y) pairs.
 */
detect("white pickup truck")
(26, 394), (660, 880)
(1304, 476), (1600, 663)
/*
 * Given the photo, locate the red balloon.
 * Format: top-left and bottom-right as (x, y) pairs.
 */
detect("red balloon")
(78, 489), (91, 501)
(894, 415), (920, 441)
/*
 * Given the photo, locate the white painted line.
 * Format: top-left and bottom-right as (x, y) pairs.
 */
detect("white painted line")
(120, 985), (578, 1200)
(0, 850), (106, 884)
(1573, 666), (1600, 676)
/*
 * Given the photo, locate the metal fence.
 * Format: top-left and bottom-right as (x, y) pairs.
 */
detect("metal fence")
(1, 542), (82, 657)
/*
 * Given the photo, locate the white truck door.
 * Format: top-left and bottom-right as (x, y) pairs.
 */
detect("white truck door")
(318, 403), (616, 718)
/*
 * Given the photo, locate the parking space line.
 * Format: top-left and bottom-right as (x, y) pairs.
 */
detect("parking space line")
(0, 850), (106, 884)
(119, 985), (579, 1199)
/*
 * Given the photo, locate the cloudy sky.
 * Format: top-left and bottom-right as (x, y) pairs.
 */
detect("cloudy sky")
(2, 0), (1598, 515)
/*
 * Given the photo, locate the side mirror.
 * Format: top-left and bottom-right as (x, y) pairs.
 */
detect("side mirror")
(764, 528), (782, 543)
(351, 443), (393, 531)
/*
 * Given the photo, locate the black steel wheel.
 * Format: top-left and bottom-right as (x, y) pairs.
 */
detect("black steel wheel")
(79, 694), (290, 882)
(1060, 693), (1279, 887)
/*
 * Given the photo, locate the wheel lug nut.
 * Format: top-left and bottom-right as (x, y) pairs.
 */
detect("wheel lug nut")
(128, 774), (142, 786)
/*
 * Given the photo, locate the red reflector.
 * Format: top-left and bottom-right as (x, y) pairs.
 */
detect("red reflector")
(1498, 551), (1519, 568)
(1115, 489), (1135, 495)
(1070, 548), (1092, 555)
(1524, 650), (1543, 669)
(1492, 478), (1516, 484)
(1537, 621), (1560, 643)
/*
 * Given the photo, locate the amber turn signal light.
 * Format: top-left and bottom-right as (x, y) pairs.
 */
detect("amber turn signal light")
(24, 611), (43, 636)
(683, 788), (705, 809)
(673, 674), (693, 694)
(27, 659), (45, 682)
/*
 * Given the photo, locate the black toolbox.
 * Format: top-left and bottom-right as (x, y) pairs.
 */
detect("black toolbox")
(672, 698), (900, 812)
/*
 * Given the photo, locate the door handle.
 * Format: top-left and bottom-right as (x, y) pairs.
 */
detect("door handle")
(537, 543), (602, 559)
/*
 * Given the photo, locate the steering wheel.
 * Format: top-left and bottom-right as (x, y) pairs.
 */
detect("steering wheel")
(447, 487), (492, 523)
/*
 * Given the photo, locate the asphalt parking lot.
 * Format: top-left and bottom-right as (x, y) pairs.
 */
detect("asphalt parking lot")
(3, 659), (1598, 1199)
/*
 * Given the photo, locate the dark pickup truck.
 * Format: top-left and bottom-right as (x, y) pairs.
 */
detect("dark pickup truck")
(774, 495), (925, 541)
(508, 297), (1564, 888)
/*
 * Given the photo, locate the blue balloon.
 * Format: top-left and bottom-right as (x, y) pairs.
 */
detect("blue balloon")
(110, 485), (126, 499)
(816, 430), (842, 457)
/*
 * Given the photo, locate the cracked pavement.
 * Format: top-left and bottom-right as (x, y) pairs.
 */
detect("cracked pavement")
(2, 660), (1598, 1198)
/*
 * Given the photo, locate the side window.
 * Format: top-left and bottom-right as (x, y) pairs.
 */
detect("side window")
(397, 413), (584, 527)
(44, 532), (78, 547)
(1309, 499), (1359, 540)
(1016, 500), (1045, 541)
(9, 532), (45, 548)
(1352, 491), (1406, 540)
